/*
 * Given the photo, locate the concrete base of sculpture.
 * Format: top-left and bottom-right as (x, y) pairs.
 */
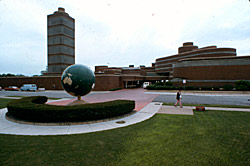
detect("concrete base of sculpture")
(68, 100), (88, 106)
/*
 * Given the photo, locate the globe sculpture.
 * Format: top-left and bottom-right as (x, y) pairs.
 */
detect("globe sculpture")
(61, 64), (95, 104)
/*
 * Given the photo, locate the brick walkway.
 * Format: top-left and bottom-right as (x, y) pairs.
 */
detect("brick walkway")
(48, 89), (159, 111)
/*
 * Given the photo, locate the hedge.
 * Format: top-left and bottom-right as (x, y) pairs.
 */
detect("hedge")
(146, 85), (176, 90)
(109, 88), (122, 91)
(235, 80), (250, 91)
(7, 96), (135, 123)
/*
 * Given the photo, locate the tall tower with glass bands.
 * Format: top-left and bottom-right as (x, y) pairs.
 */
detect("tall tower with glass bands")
(47, 7), (75, 75)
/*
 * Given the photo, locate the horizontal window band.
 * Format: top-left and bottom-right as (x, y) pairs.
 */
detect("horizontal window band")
(156, 51), (236, 63)
(48, 63), (73, 65)
(48, 34), (74, 40)
(48, 44), (75, 48)
(48, 24), (74, 30)
(48, 54), (75, 58)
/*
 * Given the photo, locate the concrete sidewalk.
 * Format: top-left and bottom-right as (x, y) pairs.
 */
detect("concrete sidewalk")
(157, 105), (250, 116)
(157, 106), (194, 115)
(0, 102), (162, 136)
(0, 96), (22, 99)
(200, 106), (250, 112)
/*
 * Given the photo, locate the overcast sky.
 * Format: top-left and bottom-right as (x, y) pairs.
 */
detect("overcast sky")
(0, 0), (249, 76)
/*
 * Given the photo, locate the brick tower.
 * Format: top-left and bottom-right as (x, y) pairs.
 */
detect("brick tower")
(47, 7), (75, 75)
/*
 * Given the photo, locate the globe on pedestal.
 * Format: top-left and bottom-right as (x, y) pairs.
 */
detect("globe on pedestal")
(61, 64), (95, 99)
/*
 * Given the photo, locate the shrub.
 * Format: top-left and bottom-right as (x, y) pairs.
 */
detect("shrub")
(154, 82), (173, 87)
(235, 80), (250, 91)
(185, 86), (197, 90)
(7, 96), (135, 123)
(109, 88), (122, 91)
(212, 87), (220, 91)
(201, 87), (213, 90)
(146, 85), (176, 90)
(177, 87), (184, 90)
(164, 82), (173, 86)
(223, 84), (233, 91)
(153, 82), (163, 86)
(146, 85), (156, 90)
(146, 81), (176, 90)
(236, 85), (248, 91)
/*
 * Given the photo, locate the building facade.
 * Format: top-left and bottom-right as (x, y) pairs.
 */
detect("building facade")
(47, 7), (75, 75)
(173, 55), (250, 87)
(93, 42), (249, 90)
(94, 64), (167, 91)
(155, 42), (236, 78)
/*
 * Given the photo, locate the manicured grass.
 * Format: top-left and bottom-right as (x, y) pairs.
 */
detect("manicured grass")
(0, 97), (60, 109)
(163, 102), (250, 109)
(0, 98), (14, 109)
(47, 97), (61, 100)
(7, 96), (61, 100)
(0, 110), (249, 165)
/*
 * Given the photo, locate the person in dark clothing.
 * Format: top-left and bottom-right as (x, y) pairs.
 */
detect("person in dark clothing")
(174, 90), (182, 108)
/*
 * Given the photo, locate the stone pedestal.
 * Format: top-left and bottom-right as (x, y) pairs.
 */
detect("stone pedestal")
(68, 100), (88, 106)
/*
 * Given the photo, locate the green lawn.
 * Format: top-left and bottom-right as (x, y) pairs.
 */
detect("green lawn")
(7, 96), (61, 100)
(0, 98), (14, 109)
(0, 99), (249, 165)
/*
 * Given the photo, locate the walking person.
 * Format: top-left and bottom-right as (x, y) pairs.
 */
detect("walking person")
(174, 89), (182, 108)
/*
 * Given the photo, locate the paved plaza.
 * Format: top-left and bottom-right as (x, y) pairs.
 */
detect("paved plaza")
(48, 88), (159, 111)
(0, 89), (250, 136)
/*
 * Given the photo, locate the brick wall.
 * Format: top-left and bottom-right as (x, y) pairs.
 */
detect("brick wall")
(173, 56), (250, 80)
(173, 65), (250, 80)
(94, 75), (122, 91)
(0, 76), (63, 90)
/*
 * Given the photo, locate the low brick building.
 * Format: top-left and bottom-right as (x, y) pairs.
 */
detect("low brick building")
(155, 42), (237, 78)
(0, 76), (62, 90)
(172, 55), (250, 87)
(94, 42), (249, 90)
(94, 64), (167, 91)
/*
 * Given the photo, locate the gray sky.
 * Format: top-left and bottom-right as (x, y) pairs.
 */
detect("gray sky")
(0, 0), (249, 76)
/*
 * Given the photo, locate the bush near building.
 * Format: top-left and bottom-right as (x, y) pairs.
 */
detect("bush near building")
(7, 96), (135, 123)
(235, 80), (250, 91)
(109, 88), (122, 91)
(223, 84), (234, 91)
(146, 82), (175, 90)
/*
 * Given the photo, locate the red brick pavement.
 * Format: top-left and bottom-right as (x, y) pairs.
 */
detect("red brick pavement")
(48, 89), (159, 111)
